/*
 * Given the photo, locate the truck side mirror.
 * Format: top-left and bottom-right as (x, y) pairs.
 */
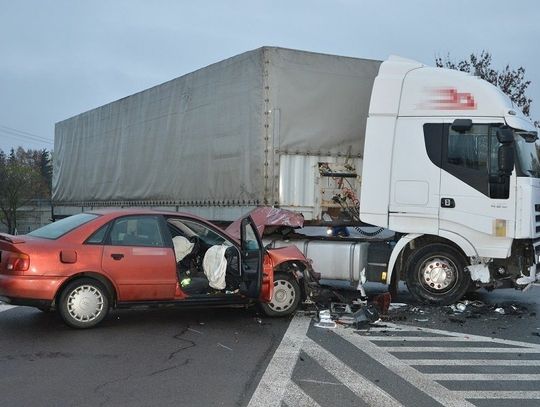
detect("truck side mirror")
(498, 144), (514, 177)
(496, 126), (514, 144)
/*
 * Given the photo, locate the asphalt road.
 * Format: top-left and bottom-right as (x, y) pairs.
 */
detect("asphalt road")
(1, 285), (540, 407)
(0, 305), (291, 407)
(389, 284), (540, 345)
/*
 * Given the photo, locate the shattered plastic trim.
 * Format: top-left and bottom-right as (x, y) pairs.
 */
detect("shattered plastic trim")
(467, 263), (491, 283)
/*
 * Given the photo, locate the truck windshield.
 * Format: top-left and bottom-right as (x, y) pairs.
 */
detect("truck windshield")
(514, 129), (540, 178)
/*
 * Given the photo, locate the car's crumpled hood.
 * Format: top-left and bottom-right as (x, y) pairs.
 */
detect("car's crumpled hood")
(225, 207), (304, 240)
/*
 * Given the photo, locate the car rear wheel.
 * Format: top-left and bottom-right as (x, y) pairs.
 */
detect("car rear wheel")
(58, 278), (110, 329)
(261, 272), (301, 317)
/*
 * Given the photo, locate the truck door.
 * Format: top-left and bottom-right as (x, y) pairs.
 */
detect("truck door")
(239, 216), (264, 298)
(438, 120), (516, 250)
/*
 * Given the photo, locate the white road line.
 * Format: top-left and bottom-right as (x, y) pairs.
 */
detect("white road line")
(406, 359), (540, 366)
(383, 347), (540, 353)
(303, 337), (403, 407)
(368, 336), (506, 342)
(335, 327), (477, 407)
(297, 379), (342, 386)
(429, 373), (540, 381)
(452, 391), (540, 399)
(375, 323), (540, 349)
(247, 314), (312, 407)
(283, 381), (322, 407)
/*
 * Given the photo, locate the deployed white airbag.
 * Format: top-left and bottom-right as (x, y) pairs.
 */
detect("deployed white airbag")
(172, 236), (195, 261)
(203, 245), (228, 290)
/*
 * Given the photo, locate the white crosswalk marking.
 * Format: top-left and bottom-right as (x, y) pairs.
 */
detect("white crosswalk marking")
(452, 391), (540, 399)
(367, 323), (540, 349)
(247, 313), (311, 407)
(283, 381), (323, 407)
(249, 314), (540, 406)
(406, 359), (540, 366)
(367, 335), (538, 342)
(381, 346), (539, 353)
(428, 373), (540, 381)
(335, 327), (476, 407)
(303, 337), (403, 407)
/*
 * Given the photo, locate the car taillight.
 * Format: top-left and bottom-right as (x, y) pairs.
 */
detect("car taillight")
(6, 253), (30, 272)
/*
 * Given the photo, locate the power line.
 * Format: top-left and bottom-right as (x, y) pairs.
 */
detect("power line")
(0, 125), (53, 146)
(0, 124), (53, 143)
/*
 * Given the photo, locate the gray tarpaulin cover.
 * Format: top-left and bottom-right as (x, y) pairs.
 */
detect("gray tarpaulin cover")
(53, 47), (381, 206)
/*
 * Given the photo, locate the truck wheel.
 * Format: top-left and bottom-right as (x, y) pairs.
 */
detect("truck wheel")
(405, 244), (470, 305)
(261, 273), (301, 317)
(58, 278), (110, 329)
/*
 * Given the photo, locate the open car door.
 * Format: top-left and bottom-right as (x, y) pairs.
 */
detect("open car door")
(239, 216), (264, 298)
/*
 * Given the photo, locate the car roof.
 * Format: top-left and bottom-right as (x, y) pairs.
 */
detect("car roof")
(87, 208), (207, 220)
(82, 208), (240, 242)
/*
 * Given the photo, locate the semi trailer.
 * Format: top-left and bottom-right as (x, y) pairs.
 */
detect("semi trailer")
(53, 47), (540, 304)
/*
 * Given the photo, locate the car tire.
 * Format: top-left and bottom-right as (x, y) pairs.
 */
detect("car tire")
(58, 278), (110, 329)
(405, 244), (471, 306)
(261, 272), (301, 317)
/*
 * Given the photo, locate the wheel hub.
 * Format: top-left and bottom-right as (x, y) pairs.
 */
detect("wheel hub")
(67, 285), (104, 322)
(421, 258), (456, 291)
(268, 280), (296, 311)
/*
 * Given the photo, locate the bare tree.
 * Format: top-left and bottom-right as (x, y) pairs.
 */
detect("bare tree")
(0, 148), (50, 234)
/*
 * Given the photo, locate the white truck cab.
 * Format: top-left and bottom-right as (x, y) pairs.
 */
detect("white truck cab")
(361, 56), (540, 304)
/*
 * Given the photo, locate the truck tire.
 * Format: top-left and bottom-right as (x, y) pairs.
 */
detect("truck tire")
(405, 244), (470, 305)
(58, 278), (110, 329)
(260, 272), (301, 317)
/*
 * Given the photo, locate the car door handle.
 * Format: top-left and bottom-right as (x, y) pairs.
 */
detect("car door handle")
(111, 253), (124, 260)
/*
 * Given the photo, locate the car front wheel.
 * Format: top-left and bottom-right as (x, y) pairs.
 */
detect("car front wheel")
(261, 272), (301, 317)
(58, 278), (110, 329)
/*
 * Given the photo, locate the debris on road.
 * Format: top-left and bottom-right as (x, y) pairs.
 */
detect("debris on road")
(307, 286), (535, 333)
(314, 309), (337, 329)
(313, 298), (382, 330)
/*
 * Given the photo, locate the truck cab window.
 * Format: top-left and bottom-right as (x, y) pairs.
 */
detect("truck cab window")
(447, 124), (489, 170)
(444, 124), (505, 198)
(424, 123), (507, 198)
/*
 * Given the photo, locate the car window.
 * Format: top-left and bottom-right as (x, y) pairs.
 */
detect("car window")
(28, 213), (99, 239)
(109, 216), (165, 247)
(168, 218), (230, 246)
(85, 224), (109, 244)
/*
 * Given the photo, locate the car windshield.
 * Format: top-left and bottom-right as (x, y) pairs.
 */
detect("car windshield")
(28, 213), (99, 239)
(514, 129), (540, 178)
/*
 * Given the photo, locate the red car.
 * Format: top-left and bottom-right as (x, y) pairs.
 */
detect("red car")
(0, 209), (312, 328)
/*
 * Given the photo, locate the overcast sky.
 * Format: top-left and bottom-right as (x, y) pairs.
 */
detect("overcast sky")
(1, 0), (539, 152)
